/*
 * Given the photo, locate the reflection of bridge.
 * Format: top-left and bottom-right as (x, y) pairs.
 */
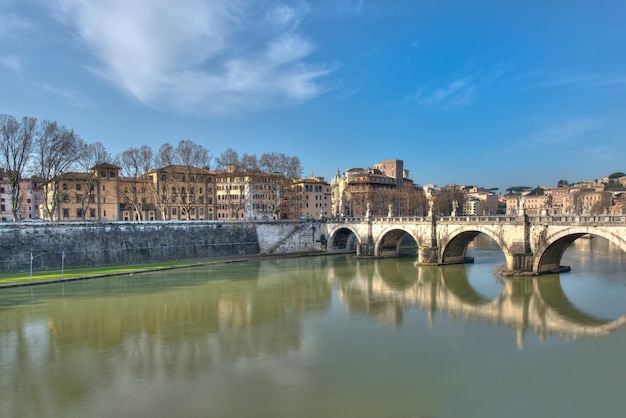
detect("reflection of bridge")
(324, 214), (626, 275)
(329, 259), (626, 349)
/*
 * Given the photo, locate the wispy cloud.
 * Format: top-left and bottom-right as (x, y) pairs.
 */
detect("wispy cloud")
(0, 55), (23, 75)
(507, 117), (605, 152)
(50, 0), (333, 114)
(32, 82), (91, 108)
(403, 62), (508, 109)
(0, 13), (31, 38)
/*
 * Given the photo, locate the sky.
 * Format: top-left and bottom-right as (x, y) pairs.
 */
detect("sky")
(1, 0), (625, 192)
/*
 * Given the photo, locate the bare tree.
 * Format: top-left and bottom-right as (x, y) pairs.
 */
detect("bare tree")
(215, 148), (240, 171)
(432, 185), (465, 216)
(0, 114), (37, 221)
(154, 142), (175, 167)
(259, 152), (303, 219)
(118, 145), (153, 220)
(32, 120), (83, 221)
(75, 141), (111, 220)
(150, 143), (176, 219)
(169, 140), (211, 219)
(241, 153), (260, 171)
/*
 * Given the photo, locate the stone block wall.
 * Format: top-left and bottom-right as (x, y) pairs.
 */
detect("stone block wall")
(0, 221), (260, 273)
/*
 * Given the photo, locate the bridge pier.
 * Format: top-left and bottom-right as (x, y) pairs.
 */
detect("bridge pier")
(504, 253), (535, 275)
(417, 246), (439, 265)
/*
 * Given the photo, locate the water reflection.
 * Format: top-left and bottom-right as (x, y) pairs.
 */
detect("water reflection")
(1, 245), (626, 417)
(328, 255), (626, 348)
(0, 258), (332, 418)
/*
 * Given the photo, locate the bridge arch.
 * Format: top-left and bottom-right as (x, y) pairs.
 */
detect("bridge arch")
(440, 226), (509, 265)
(374, 226), (418, 258)
(533, 226), (626, 274)
(327, 225), (361, 251)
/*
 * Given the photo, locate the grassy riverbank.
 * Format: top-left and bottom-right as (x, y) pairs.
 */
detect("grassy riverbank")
(0, 257), (253, 288)
(0, 251), (339, 288)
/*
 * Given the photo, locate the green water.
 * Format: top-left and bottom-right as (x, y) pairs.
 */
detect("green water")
(1, 237), (626, 418)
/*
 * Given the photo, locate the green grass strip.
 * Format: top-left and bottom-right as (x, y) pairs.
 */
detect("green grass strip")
(0, 260), (224, 286)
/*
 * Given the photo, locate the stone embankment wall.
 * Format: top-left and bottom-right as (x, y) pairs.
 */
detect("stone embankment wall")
(0, 221), (261, 274)
(256, 220), (323, 254)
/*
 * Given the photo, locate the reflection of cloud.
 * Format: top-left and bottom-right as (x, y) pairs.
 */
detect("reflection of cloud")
(51, 0), (333, 114)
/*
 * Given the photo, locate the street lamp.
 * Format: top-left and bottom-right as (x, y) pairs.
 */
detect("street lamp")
(29, 249), (47, 282)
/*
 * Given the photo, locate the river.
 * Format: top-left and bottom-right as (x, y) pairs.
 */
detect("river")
(1, 236), (625, 418)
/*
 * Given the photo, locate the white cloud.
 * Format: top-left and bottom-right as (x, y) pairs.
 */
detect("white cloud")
(50, 0), (332, 114)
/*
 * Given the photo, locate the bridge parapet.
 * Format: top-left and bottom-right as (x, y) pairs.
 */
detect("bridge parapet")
(531, 215), (626, 224)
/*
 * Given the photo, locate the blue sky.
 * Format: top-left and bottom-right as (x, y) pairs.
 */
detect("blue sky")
(1, 0), (625, 192)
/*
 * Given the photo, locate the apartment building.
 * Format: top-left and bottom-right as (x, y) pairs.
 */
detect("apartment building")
(331, 159), (407, 217)
(289, 177), (332, 219)
(52, 163), (121, 221)
(506, 187), (613, 215)
(146, 165), (215, 220)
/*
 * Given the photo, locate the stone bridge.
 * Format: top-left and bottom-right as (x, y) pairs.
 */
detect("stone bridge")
(323, 213), (626, 275)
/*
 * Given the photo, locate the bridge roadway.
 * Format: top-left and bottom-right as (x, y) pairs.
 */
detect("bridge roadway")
(324, 213), (626, 275)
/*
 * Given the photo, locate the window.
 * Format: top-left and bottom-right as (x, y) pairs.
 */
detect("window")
(90, 209), (96, 218)
(76, 184), (82, 191)
(63, 209), (69, 218)
(103, 185), (106, 191)
(76, 209), (83, 218)
(62, 183), (68, 190)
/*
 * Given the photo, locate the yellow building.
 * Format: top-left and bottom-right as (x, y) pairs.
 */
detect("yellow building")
(288, 177), (332, 219)
(53, 163), (121, 221)
(146, 165), (215, 220)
